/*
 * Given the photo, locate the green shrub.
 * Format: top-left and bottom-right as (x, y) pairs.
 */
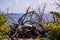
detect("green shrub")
(43, 23), (60, 40)
(36, 37), (44, 40)
(0, 14), (10, 39)
(43, 12), (60, 40)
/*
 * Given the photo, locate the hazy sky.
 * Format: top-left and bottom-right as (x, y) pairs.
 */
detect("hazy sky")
(0, 0), (60, 13)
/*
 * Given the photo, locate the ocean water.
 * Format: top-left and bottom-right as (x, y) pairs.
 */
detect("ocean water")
(5, 13), (24, 25)
(5, 13), (56, 25)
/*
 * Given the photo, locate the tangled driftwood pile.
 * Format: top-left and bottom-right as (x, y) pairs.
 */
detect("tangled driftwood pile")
(9, 7), (48, 40)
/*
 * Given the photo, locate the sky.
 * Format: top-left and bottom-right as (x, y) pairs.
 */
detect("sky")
(0, 0), (60, 13)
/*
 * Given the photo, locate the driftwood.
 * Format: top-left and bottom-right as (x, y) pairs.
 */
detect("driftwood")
(9, 7), (47, 40)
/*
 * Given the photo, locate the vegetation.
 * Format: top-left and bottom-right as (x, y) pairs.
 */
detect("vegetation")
(36, 37), (44, 40)
(43, 12), (60, 40)
(0, 14), (10, 39)
(0, 14), (7, 25)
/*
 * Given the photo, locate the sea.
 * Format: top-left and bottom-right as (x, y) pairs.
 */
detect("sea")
(4, 13), (56, 25)
(5, 13), (24, 25)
